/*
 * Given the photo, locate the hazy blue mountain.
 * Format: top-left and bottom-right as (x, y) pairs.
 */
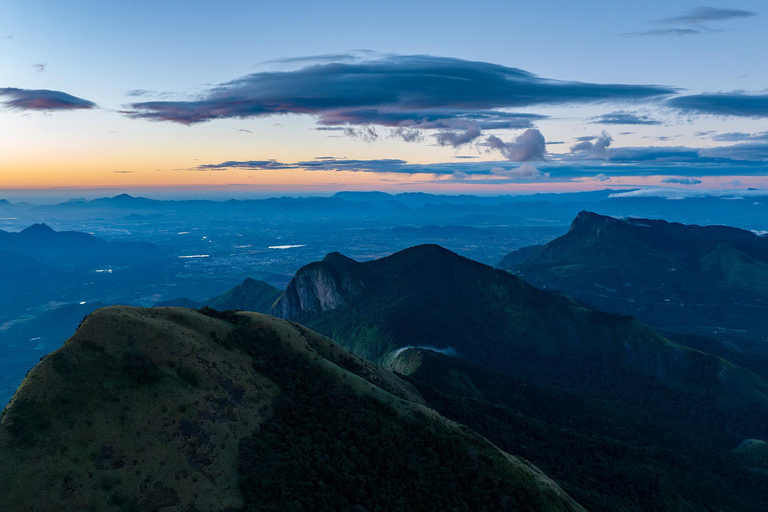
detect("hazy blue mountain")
(202, 277), (281, 312)
(0, 223), (160, 266)
(156, 278), (281, 313)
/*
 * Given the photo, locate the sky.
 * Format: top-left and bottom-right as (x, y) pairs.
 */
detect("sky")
(1, 0), (767, 197)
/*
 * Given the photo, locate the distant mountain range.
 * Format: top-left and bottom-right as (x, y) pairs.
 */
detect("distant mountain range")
(0, 223), (160, 267)
(499, 211), (768, 375)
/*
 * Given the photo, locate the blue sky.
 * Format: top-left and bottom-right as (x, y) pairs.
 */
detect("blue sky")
(1, 1), (767, 196)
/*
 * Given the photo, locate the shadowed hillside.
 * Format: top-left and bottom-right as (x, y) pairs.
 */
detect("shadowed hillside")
(272, 244), (768, 440)
(498, 211), (768, 375)
(387, 348), (768, 511)
(0, 306), (584, 512)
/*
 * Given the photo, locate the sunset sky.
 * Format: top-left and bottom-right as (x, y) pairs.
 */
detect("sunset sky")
(2, 1), (767, 198)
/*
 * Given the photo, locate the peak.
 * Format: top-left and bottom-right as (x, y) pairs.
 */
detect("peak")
(396, 244), (458, 258)
(321, 252), (357, 266)
(574, 210), (607, 223)
(20, 223), (56, 235)
(112, 193), (134, 200)
(569, 211), (616, 231)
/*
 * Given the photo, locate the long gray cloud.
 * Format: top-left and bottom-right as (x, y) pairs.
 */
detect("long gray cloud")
(590, 110), (662, 125)
(661, 177), (702, 185)
(667, 92), (768, 117)
(628, 28), (704, 37)
(630, 7), (758, 37)
(656, 7), (757, 24)
(123, 54), (677, 128)
(708, 131), (768, 142)
(0, 87), (96, 111)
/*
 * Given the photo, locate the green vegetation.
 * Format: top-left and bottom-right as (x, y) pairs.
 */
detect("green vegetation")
(203, 277), (281, 313)
(394, 348), (768, 512)
(0, 306), (582, 512)
(499, 211), (768, 378)
(231, 326), (580, 512)
(274, 244), (768, 441)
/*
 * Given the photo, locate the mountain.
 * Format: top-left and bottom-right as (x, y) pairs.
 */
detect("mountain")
(272, 245), (768, 438)
(386, 347), (767, 511)
(155, 297), (204, 308)
(0, 251), (46, 281)
(0, 306), (584, 512)
(498, 211), (768, 372)
(155, 278), (280, 313)
(0, 223), (160, 266)
(203, 277), (281, 312)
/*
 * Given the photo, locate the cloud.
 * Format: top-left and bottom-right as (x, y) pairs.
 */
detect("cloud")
(628, 28), (703, 37)
(699, 143), (768, 161)
(667, 92), (768, 117)
(656, 7), (757, 24)
(193, 146), (768, 184)
(314, 108), (543, 131)
(661, 177), (702, 185)
(0, 87), (96, 111)
(194, 158), (410, 173)
(630, 7), (757, 37)
(709, 131), (768, 142)
(485, 129), (546, 161)
(123, 54), (677, 128)
(435, 126), (482, 147)
(389, 127), (424, 143)
(570, 131), (613, 157)
(343, 126), (378, 142)
(490, 163), (550, 181)
(590, 110), (661, 125)
(560, 134), (768, 167)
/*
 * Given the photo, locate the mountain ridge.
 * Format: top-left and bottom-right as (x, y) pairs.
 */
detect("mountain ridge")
(0, 306), (584, 512)
(272, 244), (768, 438)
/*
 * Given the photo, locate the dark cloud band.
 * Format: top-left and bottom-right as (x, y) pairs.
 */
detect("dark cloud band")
(0, 87), (96, 111)
(123, 54), (677, 126)
(590, 110), (662, 125)
(667, 93), (768, 117)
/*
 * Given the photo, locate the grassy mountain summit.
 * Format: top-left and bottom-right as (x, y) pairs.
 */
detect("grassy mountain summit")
(272, 244), (768, 438)
(0, 306), (584, 512)
(498, 211), (768, 370)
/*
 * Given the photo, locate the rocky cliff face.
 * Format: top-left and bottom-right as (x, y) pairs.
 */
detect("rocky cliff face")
(272, 253), (364, 318)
